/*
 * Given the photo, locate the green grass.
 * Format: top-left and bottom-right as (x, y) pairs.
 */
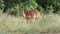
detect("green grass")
(0, 13), (60, 34)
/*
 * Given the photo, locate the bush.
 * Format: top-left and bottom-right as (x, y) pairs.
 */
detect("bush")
(1, 0), (60, 16)
(0, 0), (5, 14)
(7, 4), (22, 16)
(37, 0), (60, 14)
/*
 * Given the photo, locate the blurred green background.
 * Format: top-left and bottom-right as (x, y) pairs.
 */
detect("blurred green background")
(0, 0), (60, 16)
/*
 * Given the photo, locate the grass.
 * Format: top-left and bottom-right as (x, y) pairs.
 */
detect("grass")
(0, 13), (60, 34)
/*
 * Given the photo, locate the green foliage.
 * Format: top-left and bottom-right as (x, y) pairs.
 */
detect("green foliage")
(37, 0), (60, 14)
(7, 4), (22, 16)
(3, 0), (38, 16)
(3, 0), (19, 12)
(0, 0), (5, 14)
(19, 0), (38, 11)
(0, 0), (60, 15)
(0, 0), (5, 9)
(45, 5), (54, 14)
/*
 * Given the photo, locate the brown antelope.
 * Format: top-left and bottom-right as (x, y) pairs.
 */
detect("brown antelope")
(21, 8), (41, 21)
(29, 10), (41, 19)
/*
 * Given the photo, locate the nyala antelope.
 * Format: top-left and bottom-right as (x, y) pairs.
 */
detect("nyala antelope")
(21, 8), (41, 22)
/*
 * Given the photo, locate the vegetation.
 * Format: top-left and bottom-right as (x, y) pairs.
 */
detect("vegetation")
(0, 14), (60, 34)
(0, 0), (60, 34)
(0, 0), (60, 15)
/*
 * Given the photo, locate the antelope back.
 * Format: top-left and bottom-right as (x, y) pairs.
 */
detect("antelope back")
(29, 10), (41, 19)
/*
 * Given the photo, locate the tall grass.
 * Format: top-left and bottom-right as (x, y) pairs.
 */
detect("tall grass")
(0, 13), (60, 34)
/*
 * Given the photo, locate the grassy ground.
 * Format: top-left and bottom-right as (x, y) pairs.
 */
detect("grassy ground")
(0, 13), (60, 34)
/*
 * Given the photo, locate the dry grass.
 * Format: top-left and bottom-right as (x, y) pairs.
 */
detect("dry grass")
(0, 13), (60, 34)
